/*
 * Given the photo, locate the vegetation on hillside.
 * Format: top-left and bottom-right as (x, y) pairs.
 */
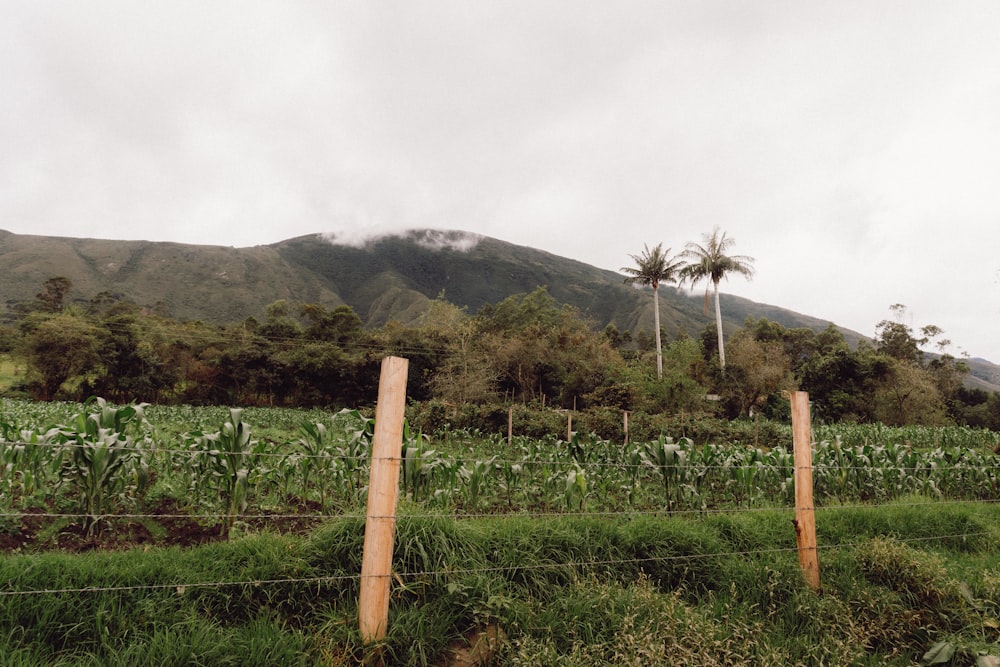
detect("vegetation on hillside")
(0, 229), (871, 348)
(1, 275), (998, 430)
(2, 234), (998, 665)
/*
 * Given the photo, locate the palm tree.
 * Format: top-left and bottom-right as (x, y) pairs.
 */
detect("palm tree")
(621, 243), (684, 379)
(680, 227), (755, 369)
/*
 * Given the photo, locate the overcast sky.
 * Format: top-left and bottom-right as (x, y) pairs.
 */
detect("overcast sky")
(3, 2), (999, 362)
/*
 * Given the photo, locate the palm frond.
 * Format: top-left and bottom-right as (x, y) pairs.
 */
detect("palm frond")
(620, 242), (683, 289)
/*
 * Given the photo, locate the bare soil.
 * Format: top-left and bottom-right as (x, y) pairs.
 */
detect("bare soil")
(0, 496), (326, 554)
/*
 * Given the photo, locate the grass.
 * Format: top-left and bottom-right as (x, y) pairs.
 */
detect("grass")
(1, 399), (998, 663)
(0, 355), (23, 395)
(1, 501), (999, 665)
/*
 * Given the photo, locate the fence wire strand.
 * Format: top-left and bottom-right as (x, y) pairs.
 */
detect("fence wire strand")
(2, 410), (998, 600)
(1, 530), (993, 599)
(2, 497), (999, 524)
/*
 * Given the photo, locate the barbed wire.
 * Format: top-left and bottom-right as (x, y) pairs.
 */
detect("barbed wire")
(0, 573), (358, 598)
(0, 530), (993, 599)
(1, 497), (997, 532)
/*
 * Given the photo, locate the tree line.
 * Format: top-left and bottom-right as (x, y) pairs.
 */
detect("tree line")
(1, 272), (998, 431)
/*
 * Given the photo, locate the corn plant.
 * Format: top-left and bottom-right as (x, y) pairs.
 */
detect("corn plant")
(1, 426), (60, 501)
(294, 420), (342, 511)
(330, 408), (374, 502)
(402, 426), (443, 503)
(56, 398), (149, 536)
(566, 431), (587, 463)
(726, 448), (766, 507)
(642, 436), (690, 510)
(760, 446), (794, 504)
(625, 444), (643, 505)
(187, 408), (255, 536)
(498, 458), (523, 508)
(460, 457), (496, 511)
(440, 466), (464, 507)
(564, 463), (586, 511)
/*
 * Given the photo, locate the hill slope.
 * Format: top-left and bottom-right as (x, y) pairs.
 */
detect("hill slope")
(0, 228), (841, 336)
(273, 230), (873, 349)
(0, 229), (343, 323)
(1, 227), (996, 391)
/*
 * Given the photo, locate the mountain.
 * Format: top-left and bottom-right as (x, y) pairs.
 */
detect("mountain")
(1, 227), (997, 391)
(0, 229), (341, 324)
(270, 230), (872, 345)
(965, 358), (1000, 394)
(0, 227), (854, 337)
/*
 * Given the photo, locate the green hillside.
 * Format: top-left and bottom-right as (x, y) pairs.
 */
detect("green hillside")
(0, 229), (344, 322)
(0, 228), (836, 337)
(1, 227), (991, 388)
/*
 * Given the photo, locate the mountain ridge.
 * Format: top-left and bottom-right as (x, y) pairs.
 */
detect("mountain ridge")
(2, 228), (997, 392)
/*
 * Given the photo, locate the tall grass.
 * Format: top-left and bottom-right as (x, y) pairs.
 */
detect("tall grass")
(2, 501), (999, 665)
(2, 398), (999, 663)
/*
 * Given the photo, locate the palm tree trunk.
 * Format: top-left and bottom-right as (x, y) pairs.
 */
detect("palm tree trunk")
(653, 286), (663, 379)
(713, 280), (725, 369)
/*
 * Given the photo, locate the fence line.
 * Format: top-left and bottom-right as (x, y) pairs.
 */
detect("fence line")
(2, 385), (999, 611)
(1, 529), (993, 599)
(3, 497), (1000, 524)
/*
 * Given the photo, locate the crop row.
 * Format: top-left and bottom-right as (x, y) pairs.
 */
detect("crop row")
(1, 398), (998, 541)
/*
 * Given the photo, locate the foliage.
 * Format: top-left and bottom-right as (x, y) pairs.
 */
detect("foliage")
(679, 226), (755, 369)
(3, 274), (999, 429)
(20, 311), (102, 401)
(54, 397), (150, 536)
(0, 396), (998, 664)
(186, 408), (256, 535)
(621, 242), (685, 379)
(1, 396), (996, 556)
(2, 503), (1000, 664)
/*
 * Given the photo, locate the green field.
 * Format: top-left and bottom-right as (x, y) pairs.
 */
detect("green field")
(1, 398), (999, 665)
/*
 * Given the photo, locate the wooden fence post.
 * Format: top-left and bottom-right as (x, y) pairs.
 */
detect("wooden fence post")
(790, 391), (820, 590)
(358, 356), (409, 643)
(508, 407), (513, 445)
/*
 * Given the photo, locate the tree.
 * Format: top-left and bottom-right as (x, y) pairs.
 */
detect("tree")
(93, 312), (176, 403)
(475, 287), (625, 407)
(679, 227), (755, 369)
(621, 243), (684, 379)
(0, 323), (16, 354)
(35, 276), (73, 313)
(745, 316), (817, 372)
(21, 310), (101, 400)
(420, 297), (496, 404)
(636, 337), (709, 413)
(875, 319), (923, 365)
(301, 304), (364, 345)
(721, 330), (794, 418)
(874, 360), (949, 426)
(258, 300), (303, 343)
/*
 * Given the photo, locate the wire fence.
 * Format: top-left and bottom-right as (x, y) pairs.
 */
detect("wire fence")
(1, 494), (997, 594)
(1, 525), (995, 599)
(3, 496), (1000, 524)
(2, 409), (999, 601)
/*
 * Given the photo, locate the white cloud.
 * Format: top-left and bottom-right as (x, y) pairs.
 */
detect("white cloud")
(2, 1), (1000, 361)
